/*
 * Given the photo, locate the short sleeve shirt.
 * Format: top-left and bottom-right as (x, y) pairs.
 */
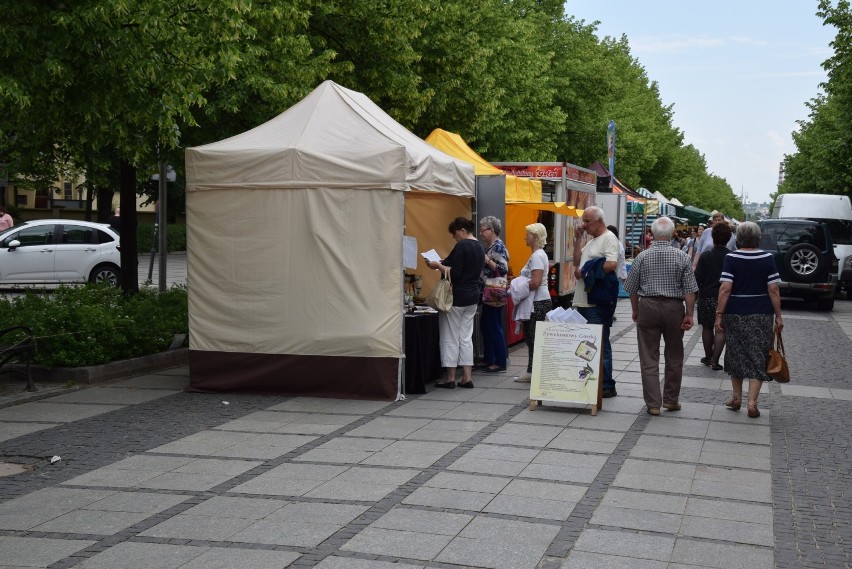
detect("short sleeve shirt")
(719, 250), (780, 315)
(520, 249), (550, 301)
(573, 230), (620, 307)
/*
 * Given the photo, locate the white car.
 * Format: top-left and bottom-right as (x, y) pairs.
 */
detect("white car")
(0, 219), (121, 286)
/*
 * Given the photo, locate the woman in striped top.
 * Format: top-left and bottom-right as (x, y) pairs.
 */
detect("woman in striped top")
(714, 222), (784, 418)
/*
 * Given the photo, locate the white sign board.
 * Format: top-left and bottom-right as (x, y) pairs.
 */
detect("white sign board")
(529, 321), (604, 414)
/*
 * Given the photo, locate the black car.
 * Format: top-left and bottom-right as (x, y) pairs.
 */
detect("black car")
(757, 219), (837, 311)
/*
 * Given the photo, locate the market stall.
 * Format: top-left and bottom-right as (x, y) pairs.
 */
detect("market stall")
(184, 81), (475, 401)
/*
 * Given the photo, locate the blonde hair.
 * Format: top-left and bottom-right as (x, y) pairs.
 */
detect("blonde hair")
(525, 223), (547, 248)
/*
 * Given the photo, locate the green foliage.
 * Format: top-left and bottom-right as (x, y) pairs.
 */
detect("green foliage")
(136, 223), (187, 253)
(0, 284), (188, 368)
(782, 1), (852, 198)
(0, 0), (761, 222)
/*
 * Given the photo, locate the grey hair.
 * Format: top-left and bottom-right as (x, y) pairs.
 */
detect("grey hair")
(736, 221), (761, 248)
(584, 205), (605, 223)
(651, 216), (675, 239)
(480, 215), (502, 237)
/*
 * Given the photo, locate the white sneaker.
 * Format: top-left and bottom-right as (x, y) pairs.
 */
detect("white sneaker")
(514, 373), (531, 383)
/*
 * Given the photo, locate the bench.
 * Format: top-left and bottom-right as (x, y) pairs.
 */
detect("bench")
(0, 326), (37, 392)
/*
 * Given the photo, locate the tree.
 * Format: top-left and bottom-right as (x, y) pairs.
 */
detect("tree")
(781, 1), (852, 198)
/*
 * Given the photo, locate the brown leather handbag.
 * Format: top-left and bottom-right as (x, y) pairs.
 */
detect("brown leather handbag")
(767, 329), (789, 383)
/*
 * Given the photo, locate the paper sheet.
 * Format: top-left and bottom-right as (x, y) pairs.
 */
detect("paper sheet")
(420, 248), (441, 263)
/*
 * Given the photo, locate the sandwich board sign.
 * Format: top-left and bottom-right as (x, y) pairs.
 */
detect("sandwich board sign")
(529, 321), (604, 415)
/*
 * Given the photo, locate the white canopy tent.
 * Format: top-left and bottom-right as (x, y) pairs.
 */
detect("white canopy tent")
(185, 81), (475, 400)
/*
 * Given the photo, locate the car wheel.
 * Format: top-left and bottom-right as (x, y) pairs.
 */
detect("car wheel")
(89, 264), (120, 286)
(816, 296), (835, 311)
(783, 243), (826, 282)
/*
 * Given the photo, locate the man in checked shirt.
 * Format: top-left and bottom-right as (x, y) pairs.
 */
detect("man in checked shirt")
(624, 216), (698, 416)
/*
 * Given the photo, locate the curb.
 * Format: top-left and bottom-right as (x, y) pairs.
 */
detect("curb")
(11, 348), (188, 385)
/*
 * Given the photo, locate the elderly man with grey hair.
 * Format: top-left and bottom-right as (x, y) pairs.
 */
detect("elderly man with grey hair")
(624, 216), (699, 416)
(572, 205), (620, 397)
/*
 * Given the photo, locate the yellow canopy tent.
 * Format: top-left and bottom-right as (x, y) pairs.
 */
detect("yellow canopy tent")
(425, 129), (542, 202)
(425, 129), (555, 274)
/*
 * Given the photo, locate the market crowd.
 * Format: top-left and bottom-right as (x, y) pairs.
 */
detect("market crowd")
(424, 209), (782, 419)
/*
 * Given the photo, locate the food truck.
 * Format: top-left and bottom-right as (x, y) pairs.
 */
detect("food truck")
(492, 161), (598, 307)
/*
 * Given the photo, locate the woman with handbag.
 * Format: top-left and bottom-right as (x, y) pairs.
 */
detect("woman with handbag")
(425, 217), (485, 388)
(715, 222), (784, 418)
(478, 216), (510, 373)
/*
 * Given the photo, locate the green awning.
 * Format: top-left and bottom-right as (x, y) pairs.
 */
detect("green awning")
(675, 205), (712, 226)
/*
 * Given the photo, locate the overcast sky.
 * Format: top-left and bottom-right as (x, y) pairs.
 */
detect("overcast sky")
(564, 0), (836, 204)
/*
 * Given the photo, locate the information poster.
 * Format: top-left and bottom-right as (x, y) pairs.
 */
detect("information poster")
(530, 321), (604, 411)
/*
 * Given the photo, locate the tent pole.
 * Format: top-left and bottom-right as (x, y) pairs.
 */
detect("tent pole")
(398, 194), (407, 402)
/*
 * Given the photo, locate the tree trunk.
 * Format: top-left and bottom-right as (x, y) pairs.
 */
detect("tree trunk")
(119, 160), (138, 295)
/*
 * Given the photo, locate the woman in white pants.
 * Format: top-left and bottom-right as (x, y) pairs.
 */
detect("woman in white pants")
(425, 217), (485, 388)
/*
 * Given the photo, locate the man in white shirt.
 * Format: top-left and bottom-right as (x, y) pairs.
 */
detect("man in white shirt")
(573, 206), (620, 397)
(693, 211), (736, 269)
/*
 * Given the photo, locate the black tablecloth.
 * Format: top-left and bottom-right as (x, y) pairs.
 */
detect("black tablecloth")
(404, 312), (441, 394)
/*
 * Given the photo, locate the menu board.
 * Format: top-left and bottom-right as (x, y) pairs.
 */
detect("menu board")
(529, 321), (604, 414)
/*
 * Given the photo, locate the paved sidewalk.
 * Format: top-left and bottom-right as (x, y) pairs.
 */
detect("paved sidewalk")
(0, 300), (849, 568)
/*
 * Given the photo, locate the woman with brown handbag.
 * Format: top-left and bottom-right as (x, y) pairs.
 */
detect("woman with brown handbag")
(715, 222), (784, 418)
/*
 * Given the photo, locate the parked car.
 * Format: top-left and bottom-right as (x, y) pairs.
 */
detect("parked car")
(0, 220), (121, 286)
(757, 218), (837, 311)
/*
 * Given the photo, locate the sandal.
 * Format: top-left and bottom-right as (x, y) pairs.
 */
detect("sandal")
(725, 397), (741, 411)
(747, 402), (760, 418)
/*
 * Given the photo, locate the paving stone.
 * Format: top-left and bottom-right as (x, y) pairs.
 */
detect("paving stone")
(179, 547), (301, 569)
(679, 515), (774, 546)
(547, 428), (623, 453)
(600, 489), (687, 515)
(500, 479), (588, 503)
(181, 496), (286, 519)
(482, 422), (563, 447)
(84, 491), (188, 513)
(573, 528), (675, 561)
(560, 550), (667, 569)
(266, 502), (369, 525)
(484, 494), (578, 520)
(74, 541), (205, 569)
(0, 421), (59, 442)
(346, 417), (431, 438)
(705, 422), (770, 444)
(570, 412), (638, 432)
(510, 407), (580, 426)
(0, 536), (95, 567)
(32, 509), (154, 535)
(670, 538), (774, 568)
(424, 471), (511, 493)
(436, 535), (548, 569)
(340, 526), (452, 560)
(402, 486), (496, 511)
(642, 417), (710, 439)
(590, 505), (682, 533)
(61, 468), (163, 489)
(630, 434), (703, 462)
(0, 402), (125, 422)
(137, 472), (239, 492)
(47, 387), (179, 405)
(230, 519), (346, 547)
(139, 513), (255, 540)
(371, 506), (472, 535)
(313, 556), (424, 569)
